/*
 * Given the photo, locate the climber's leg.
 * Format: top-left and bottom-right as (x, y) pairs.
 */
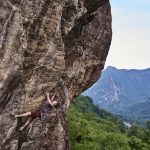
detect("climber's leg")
(79, 23), (84, 36)
(19, 117), (32, 131)
(15, 112), (31, 118)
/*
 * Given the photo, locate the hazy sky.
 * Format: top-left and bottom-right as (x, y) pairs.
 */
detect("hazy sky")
(105, 0), (150, 69)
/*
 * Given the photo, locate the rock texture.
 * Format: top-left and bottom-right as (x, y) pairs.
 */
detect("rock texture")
(0, 0), (112, 149)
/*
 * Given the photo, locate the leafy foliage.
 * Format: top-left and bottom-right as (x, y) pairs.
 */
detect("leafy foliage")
(67, 96), (150, 150)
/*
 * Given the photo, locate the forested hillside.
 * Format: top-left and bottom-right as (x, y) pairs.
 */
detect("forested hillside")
(67, 96), (150, 150)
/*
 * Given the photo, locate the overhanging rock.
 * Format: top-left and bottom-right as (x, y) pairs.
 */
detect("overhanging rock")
(0, 0), (112, 149)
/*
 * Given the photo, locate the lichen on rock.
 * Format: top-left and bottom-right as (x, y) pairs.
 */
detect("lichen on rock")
(0, 0), (112, 149)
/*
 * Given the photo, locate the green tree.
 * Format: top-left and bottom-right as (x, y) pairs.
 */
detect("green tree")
(101, 134), (130, 150)
(128, 125), (144, 139)
(143, 121), (150, 145)
(129, 136), (149, 150)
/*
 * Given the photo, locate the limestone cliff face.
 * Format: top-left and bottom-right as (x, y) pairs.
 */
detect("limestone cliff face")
(0, 0), (112, 149)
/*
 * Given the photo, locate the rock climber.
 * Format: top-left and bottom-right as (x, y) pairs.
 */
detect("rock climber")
(11, 93), (59, 131)
(79, 12), (97, 35)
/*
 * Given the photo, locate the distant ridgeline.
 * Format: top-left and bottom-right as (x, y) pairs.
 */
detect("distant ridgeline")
(67, 96), (150, 150)
(83, 66), (150, 123)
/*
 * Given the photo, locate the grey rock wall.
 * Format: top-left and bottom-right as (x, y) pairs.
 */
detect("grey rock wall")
(0, 0), (112, 149)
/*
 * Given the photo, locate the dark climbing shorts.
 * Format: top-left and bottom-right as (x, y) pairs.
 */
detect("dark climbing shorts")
(31, 110), (40, 119)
